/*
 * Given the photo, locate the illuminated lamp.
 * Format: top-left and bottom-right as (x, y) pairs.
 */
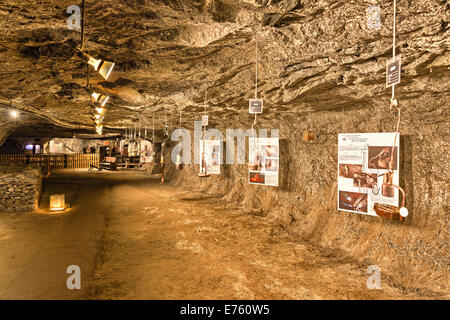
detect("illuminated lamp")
(76, 50), (115, 80)
(10, 110), (18, 118)
(95, 107), (106, 115)
(49, 194), (65, 212)
(98, 61), (115, 80)
(94, 113), (104, 121)
(92, 92), (109, 107)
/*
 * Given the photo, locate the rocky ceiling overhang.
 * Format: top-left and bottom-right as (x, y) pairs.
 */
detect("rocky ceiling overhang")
(0, 0), (448, 139)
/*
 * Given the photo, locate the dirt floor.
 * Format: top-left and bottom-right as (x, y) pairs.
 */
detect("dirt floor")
(0, 169), (441, 299)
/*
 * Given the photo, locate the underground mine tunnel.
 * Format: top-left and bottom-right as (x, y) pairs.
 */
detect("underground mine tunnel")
(0, 0), (448, 302)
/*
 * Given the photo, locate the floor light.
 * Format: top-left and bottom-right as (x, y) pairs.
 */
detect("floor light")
(49, 194), (65, 212)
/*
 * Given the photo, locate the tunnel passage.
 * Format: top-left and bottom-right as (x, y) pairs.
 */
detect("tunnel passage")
(0, 0), (448, 301)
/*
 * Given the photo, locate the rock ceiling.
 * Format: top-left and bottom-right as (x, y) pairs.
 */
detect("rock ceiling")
(0, 0), (448, 139)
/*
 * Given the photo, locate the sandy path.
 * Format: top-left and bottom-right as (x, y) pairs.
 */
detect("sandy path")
(0, 171), (417, 299)
(0, 183), (107, 299)
(89, 180), (409, 299)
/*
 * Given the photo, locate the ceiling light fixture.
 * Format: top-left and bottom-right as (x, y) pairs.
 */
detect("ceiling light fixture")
(93, 114), (104, 122)
(73, 0), (115, 81)
(95, 107), (106, 115)
(75, 51), (115, 80)
(91, 92), (109, 107)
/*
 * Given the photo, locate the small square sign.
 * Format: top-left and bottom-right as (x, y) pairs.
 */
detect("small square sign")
(386, 55), (401, 87)
(202, 115), (208, 126)
(249, 98), (263, 114)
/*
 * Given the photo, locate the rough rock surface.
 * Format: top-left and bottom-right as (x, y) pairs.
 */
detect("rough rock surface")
(0, 0), (448, 136)
(0, 163), (42, 212)
(0, 0), (448, 296)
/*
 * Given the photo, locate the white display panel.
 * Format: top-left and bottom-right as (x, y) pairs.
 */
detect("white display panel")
(337, 133), (400, 216)
(248, 137), (279, 187)
(199, 140), (221, 175)
(249, 98), (263, 114)
(202, 115), (209, 126)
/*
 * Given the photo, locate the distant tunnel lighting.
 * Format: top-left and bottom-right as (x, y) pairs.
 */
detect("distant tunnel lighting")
(96, 125), (103, 135)
(95, 107), (106, 115)
(10, 110), (18, 118)
(92, 92), (110, 107)
(94, 114), (104, 121)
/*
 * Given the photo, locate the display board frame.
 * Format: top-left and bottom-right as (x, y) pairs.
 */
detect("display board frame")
(248, 137), (279, 187)
(199, 139), (222, 175)
(337, 133), (400, 216)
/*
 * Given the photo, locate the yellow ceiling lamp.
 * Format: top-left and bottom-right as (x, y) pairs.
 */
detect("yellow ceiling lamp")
(74, 0), (115, 81)
(92, 92), (109, 107)
(83, 54), (115, 80)
(93, 113), (104, 121)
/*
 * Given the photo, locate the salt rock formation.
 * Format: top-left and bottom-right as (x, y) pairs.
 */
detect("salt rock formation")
(0, 0), (448, 296)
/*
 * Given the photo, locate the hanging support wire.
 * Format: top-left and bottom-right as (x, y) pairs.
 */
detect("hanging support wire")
(391, 0), (397, 108)
(204, 87), (208, 118)
(80, 0), (90, 89)
(164, 105), (169, 137)
(138, 115), (141, 139)
(389, 0), (400, 170)
(80, 0), (86, 51)
(251, 30), (260, 140)
(151, 113), (155, 141)
(203, 87), (208, 140)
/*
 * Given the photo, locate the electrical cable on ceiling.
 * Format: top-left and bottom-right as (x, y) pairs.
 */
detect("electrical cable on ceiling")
(80, 0), (86, 51)
(391, 0), (397, 105)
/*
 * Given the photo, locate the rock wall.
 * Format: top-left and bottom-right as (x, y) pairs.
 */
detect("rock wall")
(168, 94), (449, 296)
(0, 163), (42, 213)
